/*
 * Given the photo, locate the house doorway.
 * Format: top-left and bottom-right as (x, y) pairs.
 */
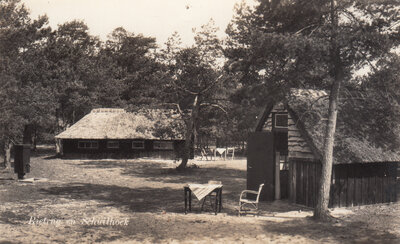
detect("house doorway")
(247, 131), (288, 201)
(247, 132), (275, 201)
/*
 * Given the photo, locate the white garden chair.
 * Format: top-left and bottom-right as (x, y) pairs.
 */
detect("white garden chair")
(238, 183), (264, 216)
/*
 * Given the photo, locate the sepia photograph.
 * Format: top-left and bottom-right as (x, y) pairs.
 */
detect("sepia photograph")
(0, 0), (399, 243)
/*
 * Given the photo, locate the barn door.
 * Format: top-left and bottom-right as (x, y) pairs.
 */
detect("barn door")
(247, 132), (275, 201)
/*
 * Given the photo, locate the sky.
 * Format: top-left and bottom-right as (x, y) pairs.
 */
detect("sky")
(22, 0), (256, 47)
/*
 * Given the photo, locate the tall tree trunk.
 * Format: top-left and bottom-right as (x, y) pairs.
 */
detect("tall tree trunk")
(177, 95), (199, 171)
(32, 127), (37, 151)
(3, 140), (12, 169)
(56, 139), (63, 156)
(314, 74), (341, 220)
(55, 108), (61, 134)
(314, 0), (342, 221)
(72, 109), (76, 124)
(23, 124), (32, 144)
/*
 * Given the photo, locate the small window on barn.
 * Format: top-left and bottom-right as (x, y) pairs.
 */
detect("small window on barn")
(107, 141), (119, 149)
(274, 114), (288, 128)
(132, 141), (145, 149)
(153, 141), (174, 150)
(78, 141), (98, 149)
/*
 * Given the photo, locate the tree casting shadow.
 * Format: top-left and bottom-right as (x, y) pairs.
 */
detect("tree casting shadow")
(40, 183), (222, 214)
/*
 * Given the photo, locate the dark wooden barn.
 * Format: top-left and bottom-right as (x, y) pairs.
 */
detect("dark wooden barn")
(249, 89), (399, 207)
(55, 108), (189, 160)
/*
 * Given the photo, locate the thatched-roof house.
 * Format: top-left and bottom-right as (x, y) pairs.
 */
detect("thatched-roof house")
(249, 89), (399, 207)
(55, 108), (189, 159)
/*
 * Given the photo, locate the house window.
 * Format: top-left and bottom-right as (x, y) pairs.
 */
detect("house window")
(132, 140), (145, 149)
(107, 141), (119, 149)
(274, 114), (288, 128)
(78, 141), (98, 149)
(153, 141), (174, 150)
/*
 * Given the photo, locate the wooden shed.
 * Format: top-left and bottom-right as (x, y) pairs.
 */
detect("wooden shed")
(55, 108), (190, 160)
(249, 89), (399, 207)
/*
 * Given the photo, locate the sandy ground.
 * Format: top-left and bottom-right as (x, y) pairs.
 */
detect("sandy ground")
(0, 148), (399, 243)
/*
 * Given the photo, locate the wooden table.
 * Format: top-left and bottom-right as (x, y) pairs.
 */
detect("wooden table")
(184, 185), (222, 215)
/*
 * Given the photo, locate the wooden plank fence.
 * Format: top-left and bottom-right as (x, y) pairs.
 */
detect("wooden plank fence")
(331, 163), (397, 207)
(289, 159), (320, 208)
(289, 160), (398, 208)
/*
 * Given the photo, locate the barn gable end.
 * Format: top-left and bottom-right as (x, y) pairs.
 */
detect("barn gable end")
(257, 103), (317, 160)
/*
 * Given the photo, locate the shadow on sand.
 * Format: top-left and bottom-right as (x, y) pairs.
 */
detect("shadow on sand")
(7, 155), (400, 243)
(41, 183), (186, 213)
(74, 160), (248, 210)
(261, 217), (399, 243)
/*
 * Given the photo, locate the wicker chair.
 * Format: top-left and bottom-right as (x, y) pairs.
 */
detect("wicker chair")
(238, 183), (264, 216)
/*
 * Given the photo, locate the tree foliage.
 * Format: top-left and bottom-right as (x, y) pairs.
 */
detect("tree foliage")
(0, 0), (165, 162)
(0, 0), (53, 163)
(103, 27), (161, 108)
(225, 0), (400, 96)
(159, 20), (232, 170)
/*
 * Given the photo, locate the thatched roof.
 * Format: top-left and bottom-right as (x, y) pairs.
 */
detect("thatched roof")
(55, 108), (185, 140)
(287, 89), (400, 164)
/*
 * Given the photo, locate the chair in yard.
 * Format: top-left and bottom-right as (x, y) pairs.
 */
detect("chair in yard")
(199, 147), (215, 161)
(238, 183), (264, 216)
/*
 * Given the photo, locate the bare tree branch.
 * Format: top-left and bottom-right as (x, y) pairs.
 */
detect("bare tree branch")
(357, 50), (378, 73)
(295, 24), (319, 36)
(161, 102), (183, 115)
(294, 94), (330, 124)
(199, 102), (228, 114)
(170, 78), (198, 95)
(199, 74), (224, 95)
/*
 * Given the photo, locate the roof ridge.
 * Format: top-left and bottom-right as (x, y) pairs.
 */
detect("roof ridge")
(55, 108), (185, 140)
(91, 108), (126, 113)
